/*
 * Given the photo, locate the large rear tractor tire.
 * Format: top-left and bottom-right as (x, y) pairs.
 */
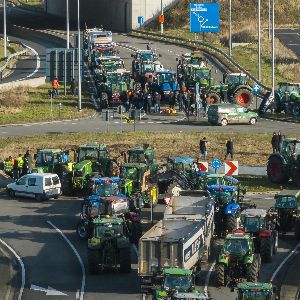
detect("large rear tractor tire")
(119, 247), (131, 273)
(267, 156), (289, 184)
(233, 88), (253, 107)
(294, 220), (300, 241)
(292, 167), (300, 187)
(61, 173), (73, 196)
(260, 237), (273, 263)
(247, 255), (260, 282)
(130, 221), (142, 244)
(76, 221), (89, 240)
(88, 249), (100, 274)
(215, 263), (226, 287)
(206, 92), (221, 105)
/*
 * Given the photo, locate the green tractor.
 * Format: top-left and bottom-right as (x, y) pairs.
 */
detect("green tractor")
(267, 138), (300, 186)
(32, 148), (71, 179)
(216, 232), (261, 286)
(153, 268), (208, 300)
(87, 216), (131, 274)
(236, 282), (278, 300)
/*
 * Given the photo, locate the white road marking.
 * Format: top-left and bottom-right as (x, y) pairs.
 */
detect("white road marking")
(132, 243), (139, 257)
(0, 239), (25, 300)
(147, 121), (154, 124)
(270, 242), (300, 281)
(287, 43), (300, 46)
(71, 123), (77, 125)
(76, 289), (80, 299)
(30, 284), (68, 296)
(1, 131), (8, 134)
(204, 261), (215, 297)
(47, 221), (85, 300)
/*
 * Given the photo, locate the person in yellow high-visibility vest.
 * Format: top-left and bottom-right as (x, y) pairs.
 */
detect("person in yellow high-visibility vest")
(16, 154), (24, 179)
(4, 156), (14, 178)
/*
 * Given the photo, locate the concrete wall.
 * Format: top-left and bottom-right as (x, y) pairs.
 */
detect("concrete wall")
(45, 0), (177, 32)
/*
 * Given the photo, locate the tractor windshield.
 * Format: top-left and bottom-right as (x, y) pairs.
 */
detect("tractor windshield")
(94, 223), (123, 237)
(243, 217), (266, 232)
(97, 49), (116, 57)
(103, 63), (118, 73)
(35, 152), (57, 166)
(142, 63), (153, 73)
(206, 177), (224, 186)
(82, 202), (106, 218)
(164, 275), (192, 292)
(158, 73), (174, 84)
(195, 69), (210, 80)
(120, 167), (137, 180)
(225, 75), (246, 85)
(140, 53), (153, 61)
(282, 141), (300, 156)
(223, 238), (249, 255)
(78, 148), (99, 161)
(128, 152), (146, 163)
(95, 182), (120, 197)
(107, 74), (121, 84)
(275, 196), (297, 209)
(239, 289), (272, 300)
(190, 57), (202, 65)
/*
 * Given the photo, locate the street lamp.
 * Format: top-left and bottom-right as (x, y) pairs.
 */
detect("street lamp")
(258, 0), (261, 81)
(229, 0), (232, 56)
(3, 0), (7, 57)
(271, 0), (275, 97)
(268, 0), (271, 40)
(66, 0), (70, 49)
(77, 0), (82, 111)
(160, 0), (164, 35)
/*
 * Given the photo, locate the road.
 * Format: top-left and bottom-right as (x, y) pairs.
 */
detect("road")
(275, 28), (300, 58)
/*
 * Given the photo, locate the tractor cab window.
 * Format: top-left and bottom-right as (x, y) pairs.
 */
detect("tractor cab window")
(120, 167), (137, 180)
(142, 63), (153, 73)
(223, 238), (249, 255)
(95, 181), (120, 197)
(275, 196), (297, 209)
(243, 217), (266, 232)
(239, 290), (272, 300)
(140, 53), (153, 61)
(129, 152), (146, 163)
(225, 75), (246, 85)
(282, 142), (300, 156)
(190, 57), (202, 65)
(35, 152), (55, 166)
(94, 223), (123, 238)
(206, 177), (224, 186)
(99, 149), (108, 158)
(157, 73), (174, 84)
(78, 148), (99, 161)
(164, 275), (192, 292)
(195, 69), (210, 80)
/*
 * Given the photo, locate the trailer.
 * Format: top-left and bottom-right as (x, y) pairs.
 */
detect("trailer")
(139, 191), (214, 293)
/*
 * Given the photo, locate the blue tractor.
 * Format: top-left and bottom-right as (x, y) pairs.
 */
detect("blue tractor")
(154, 70), (178, 101)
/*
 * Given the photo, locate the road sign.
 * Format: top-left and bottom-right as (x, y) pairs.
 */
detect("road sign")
(158, 14), (165, 24)
(197, 161), (208, 172)
(252, 85), (261, 94)
(45, 48), (84, 83)
(138, 16), (144, 25)
(190, 2), (220, 33)
(211, 159), (222, 170)
(225, 161), (239, 176)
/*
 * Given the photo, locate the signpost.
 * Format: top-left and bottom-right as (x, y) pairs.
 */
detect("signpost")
(211, 159), (222, 173)
(138, 16), (144, 30)
(225, 161), (239, 176)
(252, 84), (261, 110)
(190, 2), (220, 33)
(197, 161), (208, 172)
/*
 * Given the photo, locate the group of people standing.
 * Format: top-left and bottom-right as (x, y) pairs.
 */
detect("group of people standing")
(199, 137), (234, 160)
(3, 151), (32, 181)
(271, 131), (283, 153)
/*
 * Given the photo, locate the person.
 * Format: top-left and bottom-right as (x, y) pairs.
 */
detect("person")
(169, 91), (176, 109)
(153, 92), (161, 113)
(271, 132), (279, 153)
(225, 138), (234, 159)
(120, 91), (129, 112)
(52, 77), (59, 95)
(70, 78), (78, 96)
(16, 154), (24, 179)
(177, 90), (184, 112)
(13, 158), (19, 181)
(277, 131), (283, 152)
(199, 137), (208, 159)
(145, 92), (152, 113)
(146, 42), (151, 50)
(4, 156), (14, 178)
(23, 150), (32, 175)
(202, 97), (208, 116)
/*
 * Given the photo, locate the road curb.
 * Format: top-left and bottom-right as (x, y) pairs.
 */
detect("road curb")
(261, 115), (300, 124)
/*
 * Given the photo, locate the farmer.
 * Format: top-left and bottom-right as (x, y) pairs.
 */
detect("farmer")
(271, 132), (279, 153)
(199, 137), (208, 160)
(225, 138), (234, 160)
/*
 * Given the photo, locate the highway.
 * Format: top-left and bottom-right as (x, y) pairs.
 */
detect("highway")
(275, 28), (300, 58)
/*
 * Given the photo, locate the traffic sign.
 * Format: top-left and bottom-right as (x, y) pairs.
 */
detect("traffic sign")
(225, 161), (239, 176)
(252, 85), (261, 94)
(197, 161), (208, 172)
(190, 2), (220, 33)
(211, 159), (222, 170)
(138, 16), (144, 25)
(158, 14), (165, 24)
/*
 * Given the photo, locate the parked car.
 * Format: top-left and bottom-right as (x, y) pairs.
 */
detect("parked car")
(208, 103), (258, 126)
(6, 173), (61, 201)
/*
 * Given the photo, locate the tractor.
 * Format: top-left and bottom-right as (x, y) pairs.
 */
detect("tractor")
(94, 57), (124, 75)
(269, 189), (300, 240)
(87, 216), (132, 274)
(236, 282), (278, 300)
(153, 268), (208, 300)
(239, 208), (278, 262)
(216, 232), (261, 287)
(32, 149), (71, 178)
(153, 70), (178, 101)
(267, 138), (300, 186)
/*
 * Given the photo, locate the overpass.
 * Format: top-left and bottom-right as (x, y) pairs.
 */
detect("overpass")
(44, 0), (178, 32)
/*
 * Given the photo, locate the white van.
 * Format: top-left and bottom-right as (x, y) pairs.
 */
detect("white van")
(6, 173), (61, 201)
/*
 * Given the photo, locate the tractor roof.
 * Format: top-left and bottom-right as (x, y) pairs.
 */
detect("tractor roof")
(37, 148), (62, 153)
(122, 162), (147, 168)
(241, 208), (267, 218)
(169, 156), (194, 164)
(93, 217), (123, 225)
(79, 143), (107, 150)
(282, 138), (300, 143)
(228, 73), (246, 77)
(206, 173), (225, 178)
(156, 70), (176, 75)
(225, 232), (251, 240)
(128, 145), (154, 154)
(164, 268), (192, 276)
(277, 189), (300, 197)
(237, 282), (272, 291)
(94, 177), (121, 183)
(279, 82), (300, 86)
(207, 185), (238, 192)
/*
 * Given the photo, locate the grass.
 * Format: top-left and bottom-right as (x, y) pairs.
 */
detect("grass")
(0, 83), (95, 124)
(0, 131), (282, 166)
(9, 0), (44, 10)
(0, 40), (24, 69)
(237, 175), (280, 192)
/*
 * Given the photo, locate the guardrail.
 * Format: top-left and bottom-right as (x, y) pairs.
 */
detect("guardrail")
(130, 30), (271, 92)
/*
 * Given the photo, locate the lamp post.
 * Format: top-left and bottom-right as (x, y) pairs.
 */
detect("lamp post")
(66, 0), (70, 49)
(271, 0), (275, 96)
(258, 0), (261, 81)
(229, 0), (232, 56)
(3, 0), (7, 57)
(160, 0), (164, 35)
(77, 0), (82, 111)
(268, 0), (271, 40)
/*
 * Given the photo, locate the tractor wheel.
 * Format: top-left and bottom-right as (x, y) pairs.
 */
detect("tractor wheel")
(233, 88), (253, 107)
(267, 156), (289, 184)
(206, 92), (221, 105)
(292, 167), (300, 187)
(76, 221), (89, 240)
(130, 221), (142, 244)
(247, 255), (259, 282)
(225, 214), (236, 232)
(7, 189), (15, 198)
(61, 173), (73, 196)
(260, 237), (273, 263)
(100, 92), (109, 109)
(292, 103), (300, 116)
(87, 249), (100, 274)
(294, 220), (300, 241)
(215, 263), (226, 286)
(119, 247), (131, 273)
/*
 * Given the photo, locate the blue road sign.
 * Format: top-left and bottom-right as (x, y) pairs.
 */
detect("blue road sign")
(190, 2), (220, 33)
(138, 16), (144, 25)
(211, 159), (222, 170)
(252, 85), (261, 94)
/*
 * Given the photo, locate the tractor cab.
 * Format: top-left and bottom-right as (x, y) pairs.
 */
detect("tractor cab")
(127, 145), (156, 166)
(224, 73), (247, 86)
(280, 139), (300, 160)
(274, 189), (300, 209)
(237, 282), (277, 300)
(92, 177), (122, 197)
(240, 209), (269, 233)
(167, 156), (196, 173)
(77, 143), (109, 162)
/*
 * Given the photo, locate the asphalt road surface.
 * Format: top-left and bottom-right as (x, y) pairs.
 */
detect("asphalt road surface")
(275, 28), (300, 58)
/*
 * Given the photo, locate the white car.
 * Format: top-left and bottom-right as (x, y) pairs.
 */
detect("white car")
(6, 173), (61, 201)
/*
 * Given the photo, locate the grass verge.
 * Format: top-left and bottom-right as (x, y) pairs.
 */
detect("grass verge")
(0, 40), (24, 71)
(9, 0), (44, 10)
(237, 175), (280, 192)
(0, 83), (95, 124)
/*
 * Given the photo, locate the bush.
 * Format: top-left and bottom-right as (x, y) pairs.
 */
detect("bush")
(0, 87), (29, 108)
